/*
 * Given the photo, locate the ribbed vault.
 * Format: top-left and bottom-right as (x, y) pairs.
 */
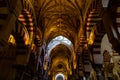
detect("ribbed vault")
(50, 44), (72, 75)
(34, 0), (98, 77)
(36, 0), (87, 45)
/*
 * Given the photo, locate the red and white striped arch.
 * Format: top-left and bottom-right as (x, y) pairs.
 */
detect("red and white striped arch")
(86, 9), (101, 40)
(116, 7), (120, 33)
(18, 9), (34, 44)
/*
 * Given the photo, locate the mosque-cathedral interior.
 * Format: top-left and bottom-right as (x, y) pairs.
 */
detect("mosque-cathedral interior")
(0, 0), (120, 80)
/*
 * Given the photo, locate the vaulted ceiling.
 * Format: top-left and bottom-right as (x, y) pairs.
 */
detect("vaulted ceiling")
(0, 0), (107, 78)
(34, 0), (93, 45)
(50, 44), (71, 73)
(34, 0), (94, 75)
(1, 0), (120, 79)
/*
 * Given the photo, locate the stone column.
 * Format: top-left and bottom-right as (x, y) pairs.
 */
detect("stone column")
(76, 46), (84, 80)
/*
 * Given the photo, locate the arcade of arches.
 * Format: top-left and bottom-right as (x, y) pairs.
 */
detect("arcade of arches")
(0, 0), (120, 80)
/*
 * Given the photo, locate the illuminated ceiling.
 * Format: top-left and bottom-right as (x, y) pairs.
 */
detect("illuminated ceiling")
(35, 0), (92, 45)
(34, 0), (94, 75)
(49, 44), (72, 75)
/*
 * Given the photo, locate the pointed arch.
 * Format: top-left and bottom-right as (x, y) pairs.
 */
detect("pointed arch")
(47, 35), (73, 56)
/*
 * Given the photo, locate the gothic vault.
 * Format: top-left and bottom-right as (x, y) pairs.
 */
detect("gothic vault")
(0, 0), (120, 80)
